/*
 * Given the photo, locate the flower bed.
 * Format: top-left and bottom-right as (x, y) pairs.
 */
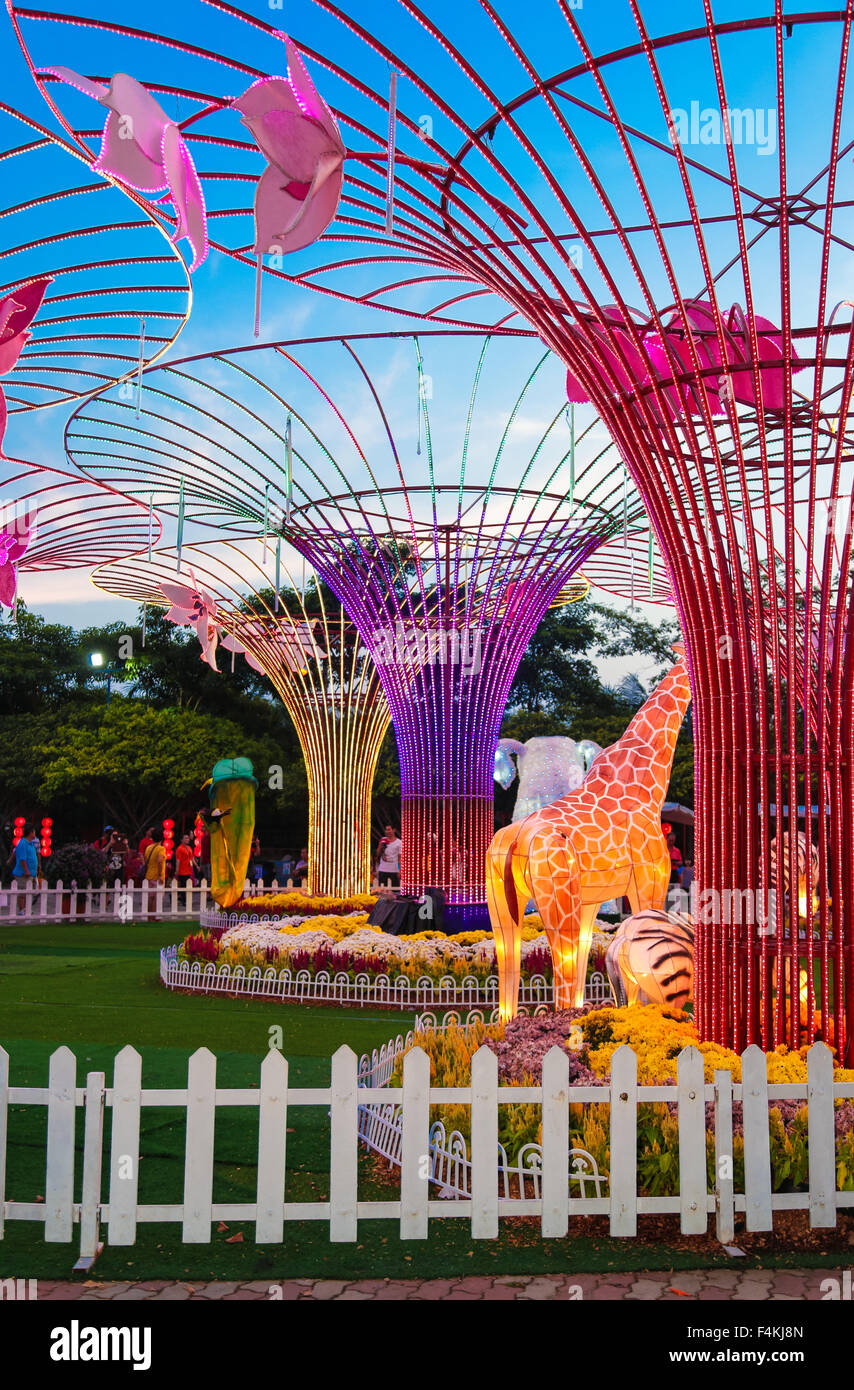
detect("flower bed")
(230, 891), (377, 918)
(387, 1004), (854, 1190)
(176, 918), (616, 990)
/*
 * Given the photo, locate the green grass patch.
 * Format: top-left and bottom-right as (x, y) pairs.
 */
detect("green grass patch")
(1, 921), (848, 1281)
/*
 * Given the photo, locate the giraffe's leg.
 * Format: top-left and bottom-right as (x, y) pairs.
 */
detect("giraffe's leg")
(628, 838), (671, 913)
(526, 829), (591, 1009)
(486, 824), (526, 1022)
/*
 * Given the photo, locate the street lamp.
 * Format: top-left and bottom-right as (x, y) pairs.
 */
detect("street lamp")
(88, 650), (114, 704)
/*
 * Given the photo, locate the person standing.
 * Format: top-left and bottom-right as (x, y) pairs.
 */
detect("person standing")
(374, 824), (395, 879)
(294, 847), (309, 884)
(142, 832), (166, 884)
(138, 826), (155, 860)
(11, 824), (39, 887)
(377, 828), (402, 889)
(174, 833), (197, 886)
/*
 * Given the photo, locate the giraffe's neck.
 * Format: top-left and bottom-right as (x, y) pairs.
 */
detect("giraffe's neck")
(592, 657), (691, 794)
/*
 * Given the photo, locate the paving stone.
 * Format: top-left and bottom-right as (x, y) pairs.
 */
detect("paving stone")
(305, 1280), (348, 1300)
(594, 1284), (636, 1300)
(111, 1288), (157, 1300)
(517, 1278), (564, 1300)
(772, 1275), (812, 1296)
(333, 1291), (374, 1300)
(148, 1285), (191, 1300)
(627, 1278), (669, 1299)
(698, 1287), (732, 1300)
(197, 1282), (240, 1297)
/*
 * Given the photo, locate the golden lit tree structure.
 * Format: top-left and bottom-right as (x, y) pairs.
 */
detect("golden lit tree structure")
(93, 539), (390, 897)
(67, 331), (644, 921)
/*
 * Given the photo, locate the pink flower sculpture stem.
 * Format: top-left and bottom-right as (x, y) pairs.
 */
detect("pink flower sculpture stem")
(43, 67), (208, 272)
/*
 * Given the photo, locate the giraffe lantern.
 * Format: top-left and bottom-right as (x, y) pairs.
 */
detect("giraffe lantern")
(486, 650), (691, 1020)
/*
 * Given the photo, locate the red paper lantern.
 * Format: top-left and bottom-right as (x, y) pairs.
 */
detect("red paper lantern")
(13, 815), (26, 847)
(40, 816), (53, 858)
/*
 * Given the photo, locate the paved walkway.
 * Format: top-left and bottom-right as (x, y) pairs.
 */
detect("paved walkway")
(28, 1269), (841, 1300)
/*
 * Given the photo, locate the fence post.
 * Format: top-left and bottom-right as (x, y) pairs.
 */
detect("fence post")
(807, 1041), (836, 1228)
(256, 1050), (289, 1244)
(470, 1046), (498, 1239)
(140, 881), (150, 921)
(45, 1046), (77, 1242)
(76, 1071), (106, 1266)
(609, 1044), (637, 1236)
(108, 1047), (142, 1246)
(330, 1046), (358, 1241)
(677, 1045), (707, 1234)
(182, 1048), (216, 1243)
(400, 1047), (430, 1240)
(741, 1045), (772, 1230)
(714, 1069), (735, 1245)
(0, 1046), (7, 1239)
(541, 1046), (570, 1237)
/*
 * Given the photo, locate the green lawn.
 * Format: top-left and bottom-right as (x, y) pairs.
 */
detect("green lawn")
(0, 922), (847, 1281)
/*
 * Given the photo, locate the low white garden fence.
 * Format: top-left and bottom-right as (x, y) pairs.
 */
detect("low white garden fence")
(159, 944), (615, 1011)
(0, 1041), (851, 1262)
(0, 877), (301, 924)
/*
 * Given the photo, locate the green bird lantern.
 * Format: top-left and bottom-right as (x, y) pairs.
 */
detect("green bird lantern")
(202, 756), (257, 908)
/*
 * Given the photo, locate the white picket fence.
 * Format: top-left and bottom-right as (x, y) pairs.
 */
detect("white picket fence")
(1, 1041), (851, 1261)
(159, 944), (614, 1011)
(0, 877), (300, 924)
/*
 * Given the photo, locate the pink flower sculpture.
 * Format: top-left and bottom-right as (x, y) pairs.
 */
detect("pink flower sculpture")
(0, 278), (52, 453)
(0, 524), (31, 608)
(44, 68), (208, 271)
(565, 297), (804, 416)
(232, 40), (345, 257)
(161, 574), (220, 670)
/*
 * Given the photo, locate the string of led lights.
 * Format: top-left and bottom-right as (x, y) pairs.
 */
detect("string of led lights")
(92, 538), (391, 898)
(65, 330), (644, 917)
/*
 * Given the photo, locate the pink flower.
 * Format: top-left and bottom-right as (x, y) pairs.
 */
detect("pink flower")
(0, 278), (52, 454)
(232, 40), (345, 257)
(44, 67), (208, 271)
(160, 572), (220, 670)
(0, 524), (30, 608)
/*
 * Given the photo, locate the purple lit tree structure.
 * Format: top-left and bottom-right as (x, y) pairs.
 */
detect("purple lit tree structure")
(93, 539), (390, 898)
(65, 332), (641, 916)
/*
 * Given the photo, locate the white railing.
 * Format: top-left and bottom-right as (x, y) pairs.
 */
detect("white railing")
(0, 877), (298, 924)
(159, 945), (615, 1011)
(2, 1041), (851, 1261)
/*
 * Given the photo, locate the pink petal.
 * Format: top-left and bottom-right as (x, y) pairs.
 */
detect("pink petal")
(95, 109), (166, 192)
(0, 278), (51, 345)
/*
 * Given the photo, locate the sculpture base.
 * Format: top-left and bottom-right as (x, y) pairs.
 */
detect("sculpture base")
(441, 901), (493, 935)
